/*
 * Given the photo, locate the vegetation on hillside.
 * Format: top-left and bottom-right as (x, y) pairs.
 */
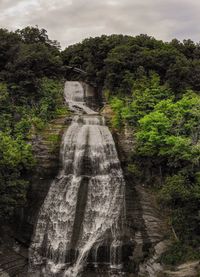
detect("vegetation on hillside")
(0, 27), (65, 220)
(62, 34), (200, 264)
(110, 77), (200, 264)
(62, 34), (200, 94)
(110, 76), (200, 262)
(1, 27), (200, 264)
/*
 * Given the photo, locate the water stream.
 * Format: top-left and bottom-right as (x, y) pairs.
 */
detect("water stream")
(29, 81), (126, 277)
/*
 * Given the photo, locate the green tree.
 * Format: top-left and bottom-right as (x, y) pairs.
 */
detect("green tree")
(0, 132), (34, 218)
(136, 94), (200, 166)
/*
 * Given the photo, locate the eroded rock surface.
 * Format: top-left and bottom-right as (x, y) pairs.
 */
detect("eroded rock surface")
(163, 261), (200, 277)
(106, 114), (169, 277)
(16, 115), (69, 243)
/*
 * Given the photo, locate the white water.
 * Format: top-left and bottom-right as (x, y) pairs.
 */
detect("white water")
(29, 81), (125, 277)
(64, 82), (97, 115)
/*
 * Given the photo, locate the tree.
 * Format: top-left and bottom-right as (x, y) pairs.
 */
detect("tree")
(16, 26), (60, 49)
(0, 132), (34, 218)
(136, 94), (200, 166)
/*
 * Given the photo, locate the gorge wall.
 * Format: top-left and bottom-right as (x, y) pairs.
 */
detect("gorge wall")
(29, 81), (126, 276)
(17, 82), (100, 245)
(18, 82), (167, 276)
(2, 82), (199, 277)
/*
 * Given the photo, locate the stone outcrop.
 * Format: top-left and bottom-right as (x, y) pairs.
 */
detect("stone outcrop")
(102, 105), (171, 276)
(163, 261), (200, 277)
(2, 89), (199, 277)
(0, 225), (28, 276)
(16, 115), (70, 243)
(0, 115), (70, 277)
(106, 113), (200, 277)
(124, 177), (168, 276)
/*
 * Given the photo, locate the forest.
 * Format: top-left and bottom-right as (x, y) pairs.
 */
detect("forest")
(0, 26), (200, 265)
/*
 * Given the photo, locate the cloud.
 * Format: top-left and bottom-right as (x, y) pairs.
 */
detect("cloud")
(0, 0), (200, 48)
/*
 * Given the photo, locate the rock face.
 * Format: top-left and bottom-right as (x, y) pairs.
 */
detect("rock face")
(82, 82), (102, 110)
(7, 88), (199, 277)
(124, 177), (168, 276)
(163, 261), (200, 277)
(15, 116), (69, 243)
(22, 88), (168, 276)
(109, 120), (200, 277)
(0, 225), (28, 276)
(102, 108), (169, 276)
(0, 116), (70, 255)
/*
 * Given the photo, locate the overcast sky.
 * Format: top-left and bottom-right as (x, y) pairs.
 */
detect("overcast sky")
(0, 0), (199, 48)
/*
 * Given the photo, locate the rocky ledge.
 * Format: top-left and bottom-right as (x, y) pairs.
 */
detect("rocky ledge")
(16, 115), (70, 244)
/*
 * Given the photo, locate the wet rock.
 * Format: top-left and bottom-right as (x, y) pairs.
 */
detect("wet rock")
(112, 123), (169, 276)
(15, 115), (69, 243)
(163, 261), (200, 277)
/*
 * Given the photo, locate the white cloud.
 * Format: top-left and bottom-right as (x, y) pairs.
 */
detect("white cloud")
(0, 0), (200, 48)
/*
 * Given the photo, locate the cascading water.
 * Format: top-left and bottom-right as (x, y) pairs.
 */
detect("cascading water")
(29, 81), (126, 277)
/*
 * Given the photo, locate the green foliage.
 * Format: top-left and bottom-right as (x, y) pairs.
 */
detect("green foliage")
(110, 74), (173, 129)
(0, 83), (9, 104)
(62, 34), (200, 94)
(0, 78), (65, 220)
(127, 163), (142, 178)
(136, 94), (200, 165)
(110, 97), (125, 128)
(0, 26), (62, 106)
(0, 27), (65, 221)
(108, 74), (200, 251)
(0, 133), (33, 167)
(31, 116), (46, 131)
(137, 111), (172, 156)
(16, 26), (60, 49)
(160, 241), (200, 266)
(37, 78), (64, 120)
(0, 26), (200, 255)
(0, 132), (35, 218)
(159, 174), (193, 204)
(130, 74), (172, 121)
(135, 93), (200, 246)
(0, 83), (12, 131)
(47, 134), (60, 143)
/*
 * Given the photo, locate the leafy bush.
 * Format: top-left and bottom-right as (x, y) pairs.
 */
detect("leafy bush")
(160, 241), (200, 266)
(159, 174), (191, 204)
(0, 27), (65, 220)
(37, 78), (64, 120)
(0, 132), (35, 218)
(109, 76), (200, 246)
(136, 93), (200, 167)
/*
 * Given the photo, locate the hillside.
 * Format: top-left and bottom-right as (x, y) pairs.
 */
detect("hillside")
(0, 26), (200, 276)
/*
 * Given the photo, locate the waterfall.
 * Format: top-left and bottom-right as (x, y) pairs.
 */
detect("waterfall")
(29, 81), (125, 277)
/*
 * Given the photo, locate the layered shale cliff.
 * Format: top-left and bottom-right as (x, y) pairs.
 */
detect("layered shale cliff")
(1, 82), (199, 277)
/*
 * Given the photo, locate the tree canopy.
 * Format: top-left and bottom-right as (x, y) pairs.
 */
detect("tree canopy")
(0, 26), (64, 220)
(1, 27), (200, 263)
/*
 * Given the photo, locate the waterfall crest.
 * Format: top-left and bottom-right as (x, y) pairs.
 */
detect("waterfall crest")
(29, 81), (125, 276)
